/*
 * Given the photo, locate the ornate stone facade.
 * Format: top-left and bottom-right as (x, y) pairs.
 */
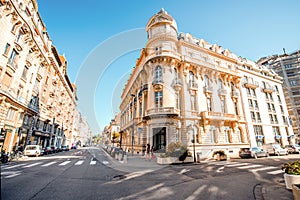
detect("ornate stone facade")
(0, 0), (77, 152)
(118, 9), (294, 159)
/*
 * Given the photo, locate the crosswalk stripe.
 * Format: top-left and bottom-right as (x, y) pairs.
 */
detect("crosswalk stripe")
(267, 170), (284, 175)
(5, 173), (21, 178)
(90, 160), (96, 165)
(75, 160), (84, 165)
(22, 162), (43, 168)
(213, 161), (239, 166)
(249, 166), (277, 172)
(238, 164), (263, 169)
(41, 162), (57, 167)
(226, 163), (250, 167)
(59, 161), (71, 166)
(2, 163), (26, 170)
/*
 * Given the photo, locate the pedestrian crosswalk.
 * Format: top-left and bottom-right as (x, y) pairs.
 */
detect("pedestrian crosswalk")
(1, 159), (110, 179)
(207, 160), (284, 175)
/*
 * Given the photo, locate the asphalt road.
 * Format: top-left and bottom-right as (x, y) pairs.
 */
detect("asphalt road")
(1, 147), (298, 200)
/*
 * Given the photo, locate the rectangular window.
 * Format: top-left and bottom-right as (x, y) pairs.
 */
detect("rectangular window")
(191, 95), (195, 111)
(6, 108), (16, 120)
(234, 102), (238, 115)
(155, 91), (163, 108)
(256, 112), (261, 122)
(277, 95), (281, 103)
(3, 43), (10, 55)
(248, 99), (253, 108)
(8, 49), (18, 68)
(22, 65), (28, 79)
(269, 114), (274, 123)
(221, 99), (225, 113)
(207, 97), (212, 112)
(251, 111), (256, 122)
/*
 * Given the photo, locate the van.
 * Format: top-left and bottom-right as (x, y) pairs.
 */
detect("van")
(264, 143), (288, 156)
(24, 145), (43, 157)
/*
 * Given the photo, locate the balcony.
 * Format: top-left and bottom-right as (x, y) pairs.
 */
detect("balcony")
(231, 90), (239, 99)
(244, 80), (259, 89)
(262, 85), (274, 93)
(188, 81), (198, 90)
(218, 89), (227, 96)
(201, 111), (237, 122)
(203, 86), (213, 95)
(146, 107), (180, 117)
(7, 58), (18, 70)
(172, 78), (182, 91)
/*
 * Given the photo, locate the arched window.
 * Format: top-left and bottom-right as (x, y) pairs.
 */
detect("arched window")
(154, 66), (162, 82)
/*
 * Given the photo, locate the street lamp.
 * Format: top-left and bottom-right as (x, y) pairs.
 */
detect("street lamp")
(192, 124), (196, 162)
(131, 94), (136, 156)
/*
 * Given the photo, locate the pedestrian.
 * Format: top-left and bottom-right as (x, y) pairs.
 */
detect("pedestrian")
(146, 144), (150, 160)
(150, 146), (155, 160)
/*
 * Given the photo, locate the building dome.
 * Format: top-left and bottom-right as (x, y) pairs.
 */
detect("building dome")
(146, 8), (178, 37)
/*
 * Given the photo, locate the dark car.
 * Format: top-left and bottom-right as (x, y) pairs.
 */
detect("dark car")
(43, 147), (53, 155)
(239, 147), (269, 159)
(51, 146), (59, 153)
(61, 145), (69, 151)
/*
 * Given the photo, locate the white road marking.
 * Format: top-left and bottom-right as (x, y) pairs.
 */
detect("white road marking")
(102, 161), (109, 165)
(267, 170), (284, 175)
(226, 163), (249, 167)
(216, 166), (224, 173)
(41, 162), (57, 167)
(5, 173), (21, 178)
(59, 161), (71, 166)
(90, 160), (96, 165)
(178, 169), (190, 174)
(186, 185), (207, 200)
(22, 162), (43, 168)
(213, 161), (238, 165)
(1, 163), (26, 170)
(238, 164), (263, 169)
(116, 183), (164, 200)
(249, 166), (277, 172)
(75, 160), (84, 165)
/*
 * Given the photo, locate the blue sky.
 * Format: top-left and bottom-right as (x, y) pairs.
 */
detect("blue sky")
(38, 0), (300, 134)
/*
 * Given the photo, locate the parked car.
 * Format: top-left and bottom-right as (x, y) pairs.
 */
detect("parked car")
(71, 146), (77, 150)
(61, 145), (69, 151)
(43, 147), (53, 155)
(264, 143), (288, 156)
(24, 145), (43, 157)
(239, 147), (269, 159)
(51, 146), (59, 153)
(285, 144), (300, 154)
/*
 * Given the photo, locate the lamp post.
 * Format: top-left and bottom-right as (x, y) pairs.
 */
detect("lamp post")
(192, 124), (196, 162)
(131, 94), (136, 156)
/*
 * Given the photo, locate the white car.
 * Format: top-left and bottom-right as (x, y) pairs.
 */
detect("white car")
(24, 145), (43, 157)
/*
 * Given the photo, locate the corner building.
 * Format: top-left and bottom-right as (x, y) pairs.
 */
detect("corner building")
(119, 9), (294, 158)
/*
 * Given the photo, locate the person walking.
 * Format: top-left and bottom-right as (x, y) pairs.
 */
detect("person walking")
(146, 144), (150, 160)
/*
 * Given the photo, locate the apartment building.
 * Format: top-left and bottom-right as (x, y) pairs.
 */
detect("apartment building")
(258, 50), (300, 144)
(0, 0), (77, 152)
(117, 9), (294, 159)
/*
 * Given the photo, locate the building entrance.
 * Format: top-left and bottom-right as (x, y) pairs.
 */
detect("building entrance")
(153, 127), (166, 152)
